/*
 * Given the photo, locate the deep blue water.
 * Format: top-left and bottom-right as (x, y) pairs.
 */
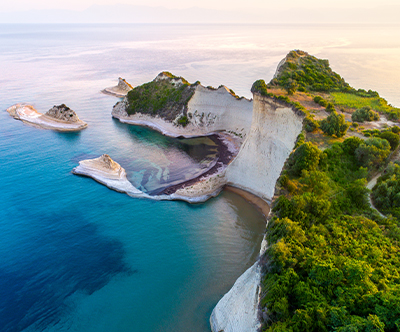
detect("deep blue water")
(1, 24), (400, 332)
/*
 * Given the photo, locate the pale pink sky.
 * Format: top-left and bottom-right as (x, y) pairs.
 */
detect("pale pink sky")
(1, 0), (398, 12)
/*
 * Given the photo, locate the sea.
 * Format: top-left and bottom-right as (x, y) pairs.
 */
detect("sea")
(1, 23), (400, 332)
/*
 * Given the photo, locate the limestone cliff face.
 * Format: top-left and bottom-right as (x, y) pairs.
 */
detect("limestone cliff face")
(186, 85), (253, 138)
(112, 78), (253, 138)
(226, 93), (304, 201)
(45, 104), (81, 123)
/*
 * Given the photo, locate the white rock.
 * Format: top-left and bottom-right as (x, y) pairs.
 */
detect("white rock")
(226, 94), (303, 202)
(210, 262), (262, 332)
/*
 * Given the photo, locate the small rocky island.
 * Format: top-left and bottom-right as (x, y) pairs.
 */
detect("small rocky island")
(7, 103), (88, 131)
(102, 77), (134, 97)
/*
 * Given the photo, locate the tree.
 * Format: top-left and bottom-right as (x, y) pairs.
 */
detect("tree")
(289, 142), (321, 176)
(355, 137), (390, 167)
(286, 79), (298, 95)
(379, 131), (400, 150)
(342, 136), (363, 155)
(351, 106), (380, 122)
(320, 111), (349, 137)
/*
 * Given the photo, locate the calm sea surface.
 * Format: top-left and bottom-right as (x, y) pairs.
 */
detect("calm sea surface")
(1, 24), (400, 332)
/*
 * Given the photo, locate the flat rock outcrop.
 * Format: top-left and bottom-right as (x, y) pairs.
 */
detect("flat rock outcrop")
(103, 77), (134, 97)
(7, 103), (87, 131)
(72, 154), (147, 197)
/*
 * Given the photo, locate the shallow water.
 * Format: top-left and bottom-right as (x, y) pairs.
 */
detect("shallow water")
(1, 23), (400, 332)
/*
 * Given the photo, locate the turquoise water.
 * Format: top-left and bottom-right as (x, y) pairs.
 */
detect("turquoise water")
(1, 24), (400, 332)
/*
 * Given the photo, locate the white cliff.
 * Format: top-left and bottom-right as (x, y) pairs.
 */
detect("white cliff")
(112, 75), (253, 139)
(210, 93), (303, 332)
(210, 262), (261, 332)
(210, 236), (269, 332)
(226, 94), (304, 202)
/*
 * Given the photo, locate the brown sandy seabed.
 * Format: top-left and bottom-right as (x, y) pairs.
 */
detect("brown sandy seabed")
(159, 134), (270, 220)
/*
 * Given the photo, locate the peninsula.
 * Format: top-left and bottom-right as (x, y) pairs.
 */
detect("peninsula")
(7, 103), (88, 131)
(75, 50), (400, 332)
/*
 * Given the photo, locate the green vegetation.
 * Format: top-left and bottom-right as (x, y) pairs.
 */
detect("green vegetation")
(261, 137), (400, 332)
(177, 115), (189, 127)
(304, 115), (319, 132)
(352, 106), (380, 122)
(125, 72), (196, 124)
(251, 79), (272, 97)
(287, 142), (321, 176)
(269, 50), (400, 120)
(314, 95), (328, 107)
(355, 137), (391, 168)
(332, 92), (400, 120)
(270, 50), (352, 93)
(372, 162), (400, 218)
(380, 131), (400, 151)
(325, 103), (335, 113)
(320, 111), (349, 137)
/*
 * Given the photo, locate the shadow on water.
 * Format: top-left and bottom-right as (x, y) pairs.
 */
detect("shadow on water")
(0, 209), (133, 332)
(52, 129), (82, 142)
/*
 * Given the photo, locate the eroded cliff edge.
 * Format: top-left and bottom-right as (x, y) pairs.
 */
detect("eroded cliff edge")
(226, 92), (304, 202)
(210, 86), (304, 332)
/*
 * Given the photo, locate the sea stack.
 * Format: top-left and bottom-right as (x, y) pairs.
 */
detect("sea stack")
(102, 77), (134, 97)
(6, 103), (88, 131)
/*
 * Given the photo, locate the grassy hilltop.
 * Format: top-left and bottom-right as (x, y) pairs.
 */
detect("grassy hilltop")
(258, 51), (400, 331)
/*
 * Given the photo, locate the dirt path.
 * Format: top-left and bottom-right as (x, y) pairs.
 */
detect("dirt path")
(367, 174), (386, 218)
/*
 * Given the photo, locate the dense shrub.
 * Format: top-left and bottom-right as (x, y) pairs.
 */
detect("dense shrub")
(304, 116), (319, 132)
(289, 142), (321, 176)
(342, 136), (363, 155)
(272, 50), (352, 93)
(351, 106), (380, 122)
(251, 79), (271, 97)
(325, 103), (335, 113)
(313, 95), (328, 107)
(392, 126), (400, 134)
(177, 115), (189, 127)
(380, 131), (400, 150)
(355, 137), (390, 167)
(372, 162), (400, 217)
(320, 111), (349, 137)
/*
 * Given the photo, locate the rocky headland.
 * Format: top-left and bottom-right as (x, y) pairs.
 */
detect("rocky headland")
(79, 50), (400, 332)
(7, 103), (87, 131)
(102, 77), (134, 97)
(112, 72), (253, 138)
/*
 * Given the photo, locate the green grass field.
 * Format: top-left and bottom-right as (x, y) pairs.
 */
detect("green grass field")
(331, 92), (399, 114)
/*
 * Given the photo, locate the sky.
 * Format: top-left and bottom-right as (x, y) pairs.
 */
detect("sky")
(1, 0), (399, 12)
